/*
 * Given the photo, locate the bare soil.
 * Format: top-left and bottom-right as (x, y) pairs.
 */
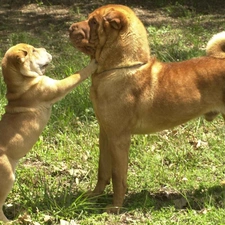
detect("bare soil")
(0, 0), (224, 52)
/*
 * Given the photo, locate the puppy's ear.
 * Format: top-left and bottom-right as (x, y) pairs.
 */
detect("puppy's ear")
(8, 49), (28, 69)
(104, 10), (127, 30)
(16, 50), (28, 63)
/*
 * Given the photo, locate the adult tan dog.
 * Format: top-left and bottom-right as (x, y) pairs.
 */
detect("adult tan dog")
(0, 43), (96, 222)
(69, 4), (225, 213)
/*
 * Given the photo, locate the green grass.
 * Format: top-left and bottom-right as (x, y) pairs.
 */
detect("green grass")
(1, 2), (225, 224)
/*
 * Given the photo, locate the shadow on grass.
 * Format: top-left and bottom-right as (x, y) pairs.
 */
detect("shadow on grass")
(4, 184), (225, 221)
(4, 190), (105, 221)
(1, 0), (225, 13)
(0, 0), (224, 54)
(0, 4), (74, 52)
(0, 0), (224, 53)
(124, 184), (225, 212)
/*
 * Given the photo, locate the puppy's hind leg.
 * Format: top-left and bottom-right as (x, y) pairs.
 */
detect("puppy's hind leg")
(0, 155), (16, 223)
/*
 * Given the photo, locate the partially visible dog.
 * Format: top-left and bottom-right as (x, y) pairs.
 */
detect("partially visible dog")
(0, 43), (97, 222)
(69, 4), (225, 213)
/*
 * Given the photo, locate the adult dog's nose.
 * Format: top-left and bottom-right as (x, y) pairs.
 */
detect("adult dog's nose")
(69, 21), (90, 40)
(69, 23), (78, 33)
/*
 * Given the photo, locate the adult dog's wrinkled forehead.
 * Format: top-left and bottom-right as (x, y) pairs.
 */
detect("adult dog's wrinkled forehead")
(87, 4), (134, 25)
(89, 4), (134, 17)
(86, 4), (136, 33)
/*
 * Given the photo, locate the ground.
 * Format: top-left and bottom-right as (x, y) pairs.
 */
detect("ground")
(0, 0), (224, 52)
(1, 1), (225, 224)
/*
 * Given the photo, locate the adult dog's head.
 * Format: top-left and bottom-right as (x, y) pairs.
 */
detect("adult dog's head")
(2, 43), (52, 87)
(69, 4), (150, 72)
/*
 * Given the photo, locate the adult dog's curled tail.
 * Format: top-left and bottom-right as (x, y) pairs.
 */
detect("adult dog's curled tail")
(206, 31), (225, 58)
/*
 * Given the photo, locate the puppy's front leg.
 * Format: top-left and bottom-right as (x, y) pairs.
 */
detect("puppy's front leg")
(66, 59), (97, 89)
(44, 60), (97, 104)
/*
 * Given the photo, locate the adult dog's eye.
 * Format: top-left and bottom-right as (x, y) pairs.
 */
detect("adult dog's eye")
(89, 18), (98, 26)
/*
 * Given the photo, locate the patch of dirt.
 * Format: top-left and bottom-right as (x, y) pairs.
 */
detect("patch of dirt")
(0, 1), (224, 52)
(0, 1), (175, 51)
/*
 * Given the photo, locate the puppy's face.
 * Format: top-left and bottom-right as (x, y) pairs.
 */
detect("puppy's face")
(20, 44), (52, 77)
(2, 43), (52, 83)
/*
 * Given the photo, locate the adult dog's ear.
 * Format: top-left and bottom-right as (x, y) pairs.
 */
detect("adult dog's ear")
(104, 10), (127, 30)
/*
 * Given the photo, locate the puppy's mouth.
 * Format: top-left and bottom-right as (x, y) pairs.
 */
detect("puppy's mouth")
(40, 63), (49, 74)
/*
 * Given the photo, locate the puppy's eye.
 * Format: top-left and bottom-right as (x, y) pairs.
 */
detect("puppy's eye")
(33, 48), (36, 53)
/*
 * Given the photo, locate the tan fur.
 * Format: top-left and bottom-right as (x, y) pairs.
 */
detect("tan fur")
(0, 43), (97, 222)
(69, 4), (225, 213)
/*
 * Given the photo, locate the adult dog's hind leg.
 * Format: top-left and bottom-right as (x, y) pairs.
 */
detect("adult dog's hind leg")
(222, 114), (225, 121)
(204, 112), (220, 121)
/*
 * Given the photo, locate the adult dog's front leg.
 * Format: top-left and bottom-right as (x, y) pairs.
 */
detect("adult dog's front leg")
(91, 127), (112, 196)
(106, 133), (131, 213)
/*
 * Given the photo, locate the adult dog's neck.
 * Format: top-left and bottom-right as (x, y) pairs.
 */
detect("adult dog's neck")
(95, 62), (147, 75)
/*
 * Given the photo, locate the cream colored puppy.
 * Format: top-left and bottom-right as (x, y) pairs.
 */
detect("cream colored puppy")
(0, 43), (97, 222)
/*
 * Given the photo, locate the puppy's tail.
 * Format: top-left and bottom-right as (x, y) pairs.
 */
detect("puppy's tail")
(206, 31), (225, 58)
